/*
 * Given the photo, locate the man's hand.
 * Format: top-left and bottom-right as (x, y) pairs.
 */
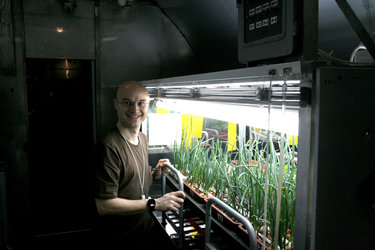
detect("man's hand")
(152, 158), (171, 179)
(155, 191), (186, 212)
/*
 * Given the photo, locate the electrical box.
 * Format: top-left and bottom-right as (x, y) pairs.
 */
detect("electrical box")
(238, 0), (317, 63)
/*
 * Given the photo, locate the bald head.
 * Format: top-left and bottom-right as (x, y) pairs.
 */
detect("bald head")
(116, 81), (149, 100)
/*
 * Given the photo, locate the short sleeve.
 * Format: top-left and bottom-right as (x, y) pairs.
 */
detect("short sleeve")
(95, 142), (122, 199)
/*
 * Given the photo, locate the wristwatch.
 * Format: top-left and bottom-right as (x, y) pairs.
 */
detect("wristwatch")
(147, 198), (156, 212)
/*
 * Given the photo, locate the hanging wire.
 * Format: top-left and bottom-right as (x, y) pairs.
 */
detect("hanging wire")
(262, 79), (272, 249)
(318, 48), (375, 66)
(273, 80), (287, 249)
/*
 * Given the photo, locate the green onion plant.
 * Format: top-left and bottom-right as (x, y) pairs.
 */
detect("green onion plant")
(172, 127), (297, 249)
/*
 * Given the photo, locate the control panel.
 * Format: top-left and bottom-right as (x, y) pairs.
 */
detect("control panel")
(238, 0), (317, 63)
(244, 0), (283, 44)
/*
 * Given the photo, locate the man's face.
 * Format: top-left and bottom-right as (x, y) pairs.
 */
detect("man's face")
(114, 84), (149, 130)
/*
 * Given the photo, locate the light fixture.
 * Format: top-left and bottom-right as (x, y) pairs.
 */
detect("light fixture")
(145, 80), (301, 89)
(117, 0), (127, 6)
(56, 27), (64, 33)
(155, 98), (299, 135)
(65, 59), (69, 79)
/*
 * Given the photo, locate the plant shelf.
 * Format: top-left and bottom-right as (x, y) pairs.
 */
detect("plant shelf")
(162, 174), (256, 249)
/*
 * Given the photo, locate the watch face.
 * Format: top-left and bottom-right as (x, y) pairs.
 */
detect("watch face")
(148, 198), (156, 211)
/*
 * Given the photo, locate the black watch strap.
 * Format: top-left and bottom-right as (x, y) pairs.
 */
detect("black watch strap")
(147, 198), (156, 212)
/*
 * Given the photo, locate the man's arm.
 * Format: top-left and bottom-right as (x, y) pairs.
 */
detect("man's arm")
(95, 197), (148, 216)
(95, 190), (186, 216)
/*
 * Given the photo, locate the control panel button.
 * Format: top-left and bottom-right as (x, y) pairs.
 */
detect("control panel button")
(256, 5), (262, 14)
(263, 19), (269, 27)
(249, 8), (255, 17)
(271, 16), (278, 25)
(263, 3), (270, 11)
(243, 0), (283, 43)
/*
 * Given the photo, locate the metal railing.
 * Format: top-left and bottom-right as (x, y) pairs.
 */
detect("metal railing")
(205, 197), (257, 250)
(161, 163), (185, 249)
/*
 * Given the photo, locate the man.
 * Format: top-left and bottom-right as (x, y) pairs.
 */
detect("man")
(94, 81), (185, 249)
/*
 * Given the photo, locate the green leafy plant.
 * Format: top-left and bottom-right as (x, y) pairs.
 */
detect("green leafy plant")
(172, 127), (297, 250)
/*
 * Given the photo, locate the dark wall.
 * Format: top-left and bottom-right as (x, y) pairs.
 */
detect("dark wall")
(0, 0), (31, 247)
(97, 1), (197, 138)
(21, 0), (242, 139)
(156, 0), (241, 73)
(0, 0), (242, 247)
(318, 0), (375, 60)
(23, 0), (96, 60)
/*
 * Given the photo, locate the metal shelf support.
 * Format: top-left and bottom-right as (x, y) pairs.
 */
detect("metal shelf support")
(162, 163), (185, 249)
(205, 197), (257, 250)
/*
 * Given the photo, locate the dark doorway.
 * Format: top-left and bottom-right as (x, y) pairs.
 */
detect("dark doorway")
(26, 58), (94, 236)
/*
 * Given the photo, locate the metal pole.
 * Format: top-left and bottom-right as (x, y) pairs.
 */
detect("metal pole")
(161, 171), (167, 227)
(162, 163), (185, 249)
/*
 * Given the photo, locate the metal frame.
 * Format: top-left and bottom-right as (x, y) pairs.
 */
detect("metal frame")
(145, 58), (375, 248)
(308, 66), (375, 249)
(142, 61), (304, 108)
(142, 61), (303, 87)
(145, 60), (312, 249)
(205, 197), (257, 250)
(293, 78), (313, 249)
(161, 163), (185, 249)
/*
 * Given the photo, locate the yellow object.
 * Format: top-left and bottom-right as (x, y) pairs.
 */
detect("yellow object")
(181, 114), (204, 146)
(192, 115), (203, 138)
(288, 135), (298, 145)
(156, 108), (170, 113)
(181, 114), (192, 146)
(228, 122), (237, 151)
